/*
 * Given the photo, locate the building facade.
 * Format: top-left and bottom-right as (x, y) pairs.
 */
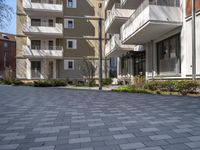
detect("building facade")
(105, 0), (200, 82)
(0, 33), (16, 79)
(16, 0), (106, 81)
(105, 0), (146, 83)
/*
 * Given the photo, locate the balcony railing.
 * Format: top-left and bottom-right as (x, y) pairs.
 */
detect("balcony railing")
(22, 45), (63, 58)
(105, 3), (133, 33)
(23, 0), (63, 12)
(124, 0), (180, 29)
(105, 34), (135, 57)
(23, 23), (63, 36)
(121, 0), (182, 44)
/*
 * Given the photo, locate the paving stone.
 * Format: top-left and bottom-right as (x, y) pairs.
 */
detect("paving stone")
(140, 128), (159, 132)
(34, 136), (57, 142)
(188, 136), (200, 142)
(0, 144), (19, 150)
(149, 135), (172, 141)
(109, 127), (127, 132)
(120, 142), (146, 150)
(69, 137), (91, 144)
(186, 142), (200, 148)
(136, 146), (163, 150)
(29, 146), (55, 150)
(70, 130), (89, 135)
(113, 133), (135, 139)
(162, 144), (190, 150)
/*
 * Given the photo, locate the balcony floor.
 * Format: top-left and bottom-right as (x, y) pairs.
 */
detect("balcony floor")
(123, 21), (182, 44)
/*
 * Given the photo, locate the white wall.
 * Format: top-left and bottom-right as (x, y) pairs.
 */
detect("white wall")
(146, 0), (200, 79)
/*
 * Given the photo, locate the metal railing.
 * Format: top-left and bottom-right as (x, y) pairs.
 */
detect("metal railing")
(29, 45), (63, 50)
(124, 0), (180, 29)
(30, 22), (55, 27)
(31, 0), (62, 4)
(105, 3), (121, 30)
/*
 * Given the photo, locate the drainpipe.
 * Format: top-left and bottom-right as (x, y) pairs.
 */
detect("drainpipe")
(98, 3), (103, 90)
(192, 0), (196, 80)
(151, 41), (154, 80)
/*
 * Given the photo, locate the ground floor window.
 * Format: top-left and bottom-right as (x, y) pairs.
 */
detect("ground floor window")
(120, 51), (146, 76)
(31, 61), (41, 79)
(64, 60), (74, 70)
(133, 52), (145, 76)
(157, 34), (181, 75)
(109, 58), (117, 78)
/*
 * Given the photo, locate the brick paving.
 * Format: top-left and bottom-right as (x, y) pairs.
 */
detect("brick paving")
(0, 85), (200, 150)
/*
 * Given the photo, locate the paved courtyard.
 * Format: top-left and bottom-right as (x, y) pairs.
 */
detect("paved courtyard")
(0, 85), (200, 150)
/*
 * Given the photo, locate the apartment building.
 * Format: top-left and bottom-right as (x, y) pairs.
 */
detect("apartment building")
(16, 0), (106, 80)
(62, 0), (106, 80)
(105, 0), (200, 82)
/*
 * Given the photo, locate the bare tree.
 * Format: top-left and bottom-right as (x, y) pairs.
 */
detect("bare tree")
(79, 57), (97, 86)
(0, 0), (13, 30)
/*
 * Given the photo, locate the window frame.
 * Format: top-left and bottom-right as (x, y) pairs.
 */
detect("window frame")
(64, 60), (74, 70)
(65, 19), (74, 29)
(67, 0), (77, 8)
(66, 39), (77, 49)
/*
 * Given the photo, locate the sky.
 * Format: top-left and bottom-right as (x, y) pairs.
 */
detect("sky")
(1, 0), (16, 34)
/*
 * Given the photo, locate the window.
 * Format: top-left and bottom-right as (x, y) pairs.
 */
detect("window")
(67, 39), (77, 49)
(65, 19), (74, 29)
(4, 42), (8, 48)
(157, 34), (181, 75)
(48, 41), (53, 50)
(64, 60), (74, 70)
(31, 40), (41, 50)
(67, 0), (77, 8)
(48, 19), (54, 27)
(31, 19), (41, 26)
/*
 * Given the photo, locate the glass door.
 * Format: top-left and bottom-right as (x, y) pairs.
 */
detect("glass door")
(31, 61), (41, 79)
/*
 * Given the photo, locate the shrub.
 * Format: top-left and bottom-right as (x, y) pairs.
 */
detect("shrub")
(144, 81), (160, 91)
(34, 80), (52, 87)
(113, 86), (153, 94)
(3, 80), (12, 85)
(33, 80), (67, 87)
(134, 76), (145, 88)
(175, 80), (198, 95)
(160, 80), (176, 92)
(12, 80), (24, 86)
(113, 86), (136, 92)
(103, 78), (113, 86)
(144, 80), (198, 95)
(51, 80), (66, 87)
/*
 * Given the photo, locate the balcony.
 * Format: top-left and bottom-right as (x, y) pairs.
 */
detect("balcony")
(105, 3), (134, 34)
(105, 0), (120, 10)
(22, 45), (63, 58)
(121, 0), (141, 9)
(105, 34), (138, 57)
(23, 0), (63, 17)
(121, 0), (182, 44)
(23, 23), (63, 38)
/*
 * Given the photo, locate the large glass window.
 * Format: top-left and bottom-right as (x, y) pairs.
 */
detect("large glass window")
(133, 52), (145, 76)
(157, 34), (181, 75)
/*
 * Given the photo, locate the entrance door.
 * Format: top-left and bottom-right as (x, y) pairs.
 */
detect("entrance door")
(49, 61), (53, 79)
(31, 61), (41, 79)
